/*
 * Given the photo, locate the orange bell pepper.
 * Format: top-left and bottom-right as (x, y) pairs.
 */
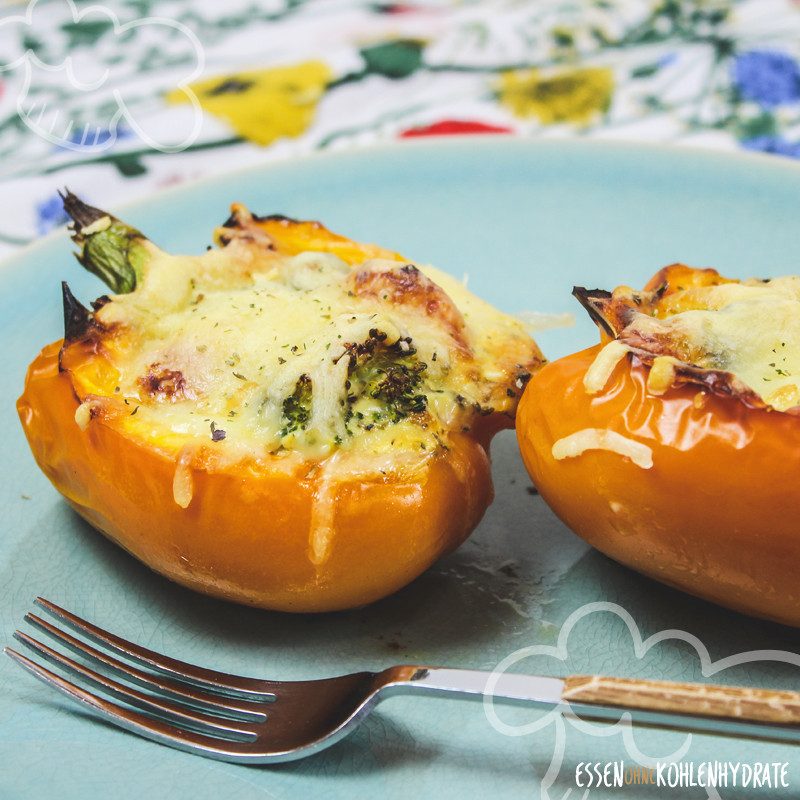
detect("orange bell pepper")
(518, 265), (800, 627)
(19, 193), (542, 612)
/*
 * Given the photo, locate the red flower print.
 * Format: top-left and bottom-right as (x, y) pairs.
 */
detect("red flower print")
(400, 120), (513, 138)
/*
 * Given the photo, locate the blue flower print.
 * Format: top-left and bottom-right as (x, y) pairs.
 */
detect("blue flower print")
(35, 194), (69, 236)
(741, 135), (800, 159)
(733, 51), (800, 108)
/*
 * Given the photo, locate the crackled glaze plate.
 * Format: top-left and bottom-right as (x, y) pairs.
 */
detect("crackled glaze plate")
(3, 140), (800, 799)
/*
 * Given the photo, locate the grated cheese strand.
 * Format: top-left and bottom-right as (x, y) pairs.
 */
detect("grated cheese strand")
(552, 428), (653, 469)
(173, 446), (196, 508)
(584, 341), (629, 394)
(647, 356), (681, 395)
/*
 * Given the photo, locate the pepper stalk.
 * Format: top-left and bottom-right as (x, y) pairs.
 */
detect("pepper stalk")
(60, 190), (151, 295)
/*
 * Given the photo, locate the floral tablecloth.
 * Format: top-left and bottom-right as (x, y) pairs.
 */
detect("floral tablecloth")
(0, 0), (798, 259)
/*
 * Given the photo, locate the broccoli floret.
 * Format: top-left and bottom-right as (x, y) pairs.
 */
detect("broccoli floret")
(345, 330), (428, 427)
(280, 374), (312, 437)
(363, 361), (427, 422)
(278, 331), (429, 444)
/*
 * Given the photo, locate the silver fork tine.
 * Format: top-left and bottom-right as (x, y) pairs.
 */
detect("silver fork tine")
(4, 648), (271, 763)
(35, 598), (275, 698)
(10, 633), (258, 741)
(24, 613), (267, 722)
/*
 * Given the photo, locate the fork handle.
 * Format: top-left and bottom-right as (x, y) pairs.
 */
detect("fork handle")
(562, 675), (800, 725)
(378, 666), (800, 744)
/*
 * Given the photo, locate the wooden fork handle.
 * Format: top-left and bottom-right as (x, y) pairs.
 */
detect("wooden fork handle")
(562, 675), (800, 725)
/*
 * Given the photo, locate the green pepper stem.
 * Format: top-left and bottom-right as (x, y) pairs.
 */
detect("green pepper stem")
(60, 190), (151, 295)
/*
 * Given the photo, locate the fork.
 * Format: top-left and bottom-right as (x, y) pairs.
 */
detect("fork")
(7, 598), (800, 764)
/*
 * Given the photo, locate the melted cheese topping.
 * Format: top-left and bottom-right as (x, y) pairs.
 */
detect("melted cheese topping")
(586, 277), (800, 412)
(87, 244), (540, 460)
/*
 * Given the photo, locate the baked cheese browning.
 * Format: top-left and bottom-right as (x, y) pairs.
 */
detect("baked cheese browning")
(62, 195), (544, 463)
(576, 265), (800, 412)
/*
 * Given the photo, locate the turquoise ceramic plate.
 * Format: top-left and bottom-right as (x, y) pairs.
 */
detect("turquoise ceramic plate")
(3, 140), (800, 799)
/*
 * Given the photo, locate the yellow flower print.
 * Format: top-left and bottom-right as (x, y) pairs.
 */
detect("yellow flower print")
(167, 61), (332, 146)
(497, 67), (614, 126)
